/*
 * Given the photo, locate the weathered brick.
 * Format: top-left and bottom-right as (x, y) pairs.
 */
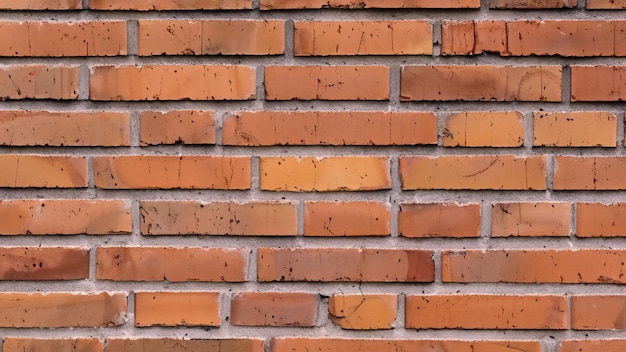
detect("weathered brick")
(230, 292), (317, 327)
(90, 0), (252, 10)
(134, 292), (220, 327)
(329, 294), (396, 330)
(93, 156), (251, 189)
(0, 247), (89, 280)
(140, 110), (215, 146)
(571, 66), (626, 101)
(490, 0), (576, 8)
(576, 203), (626, 237)
(571, 296), (626, 330)
(554, 156), (626, 190)
(96, 247), (248, 282)
(304, 201), (390, 236)
(257, 248), (434, 282)
(261, 0), (480, 9)
(260, 156), (390, 192)
(587, 0), (626, 8)
(0, 65), (78, 100)
(534, 112), (617, 146)
(105, 339), (264, 352)
(223, 111), (437, 146)
(559, 340), (626, 352)
(0, 0), (81, 9)
(398, 203), (481, 238)
(492, 202), (570, 237)
(443, 112), (524, 147)
(3, 338), (102, 352)
(0, 155), (87, 188)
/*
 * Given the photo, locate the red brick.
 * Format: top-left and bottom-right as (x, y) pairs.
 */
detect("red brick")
(230, 292), (317, 327)
(399, 155), (546, 190)
(442, 249), (626, 283)
(140, 110), (215, 146)
(441, 21), (506, 55)
(265, 66), (389, 100)
(294, 20), (432, 55)
(492, 202), (570, 237)
(401, 65), (562, 101)
(105, 339), (264, 352)
(0, 65), (78, 100)
(90, 65), (255, 101)
(90, 0), (252, 10)
(0, 199), (131, 235)
(534, 111), (617, 147)
(257, 248), (434, 282)
(554, 156), (626, 190)
(96, 247), (248, 282)
(140, 201), (297, 236)
(93, 156), (251, 189)
(490, 0), (576, 8)
(139, 20), (284, 56)
(576, 203), (626, 237)
(0, 247), (88, 280)
(0, 155), (87, 188)
(329, 294), (396, 330)
(0, 292), (126, 328)
(560, 340), (626, 352)
(304, 201), (390, 236)
(571, 66), (626, 101)
(587, 0), (626, 8)
(0, 0), (81, 9)
(261, 0), (480, 9)
(261, 156), (390, 192)
(223, 111), (437, 146)
(443, 111), (524, 147)
(3, 338), (101, 352)
(134, 292), (220, 327)
(571, 295), (626, 330)
(399, 203), (480, 238)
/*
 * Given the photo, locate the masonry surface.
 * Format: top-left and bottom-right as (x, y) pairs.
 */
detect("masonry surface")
(0, 0), (626, 351)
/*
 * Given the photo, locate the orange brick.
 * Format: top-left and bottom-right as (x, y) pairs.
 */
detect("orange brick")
(560, 340), (626, 352)
(105, 339), (264, 352)
(0, 155), (87, 188)
(398, 203), (481, 238)
(90, 0), (252, 10)
(0, 21), (126, 56)
(441, 21), (507, 55)
(0, 65), (78, 100)
(405, 295), (567, 329)
(571, 296), (626, 330)
(492, 202), (570, 237)
(0, 292), (126, 328)
(534, 111), (616, 147)
(576, 203), (626, 237)
(265, 66), (389, 100)
(3, 338), (101, 352)
(135, 292), (220, 327)
(257, 248), (434, 282)
(139, 20), (284, 56)
(571, 66), (626, 101)
(0, 0), (81, 9)
(0, 111), (130, 146)
(231, 292), (317, 327)
(399, 155), (546, 190)
(140, 110), (215, 146)
(304, 201), (390, 236)
(270, 338), (540, 352)
(0, 247), (88, 280)
(401, 65), (562, 101)
(93, 156), (250, 190)
(490, 0), (576, 8)
(260, 156), (390, 192)
(442, 111), (524, 147)
(0, 199), (131, 235)
(329, 294), (396, 330)
(90, 65), (256, 101)
(223, 111), (437, 146)
(442, 249), (626, 283)
(261, 0), (480, 9)
(554, 156), (626, 190)
(294, 20), (432, 56)
(587, 0), (626, 8)
(96, 247), (248, 282)
(140, 201), (297, 236)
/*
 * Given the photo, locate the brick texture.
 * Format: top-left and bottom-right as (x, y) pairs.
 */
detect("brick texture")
(328, 294), (397, 329)
(230, 292), (318, 327)
(134, 292), (220, 327)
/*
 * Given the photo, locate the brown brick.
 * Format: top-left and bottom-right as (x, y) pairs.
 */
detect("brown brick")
(270, 338), (540, 352)
(576, 203), (626, 237)
(554, 156), (626, 190)
(405, 295), (567, 329)
(139, 20), (284, 56)
(93, 156), (251, 190)
(0, 21), (126, 56)
(534, 111), (617, 146)
(261, 0), (480, 9)
(0, 155), (87, 188)
(398, 203), (481, 238)
(90, 0), (252, 10)
(3, 338), (102, 352)
(140, 110), (215, 146)
(0, 247), (88, 280)
(294, 20), (432, 56)
(399, 155), (546, 190)
(257, 248), (434, 282)
(265, 66), (389, 100)
(560, 340), (626, 352)
(0, 292), (126, 328)
(0, 199), (131, 235)
(571, 296), (626, 330)
(0, 0), (81, 9)
(105, 339), (264, 352)
(90, 65), (256, 101)
(261, 156), (390, 192)
(442, 249), (626, 283)
(134, 292), (220, 327)
(231, 292), (317, 327)
(140, 201), (297, 236)
(329, 294), (396, 330)
(401, 65), (562, 101)
(490, 0), (576, 8)
(442, 112), (524, 147)
(571, 66), (626, 102)
(223, 111), (437, 146)
(304, 201), (390, 236)
(492, 202), (570, 237)
(0, 65), (78, 100)
(96, 247), (248, 282)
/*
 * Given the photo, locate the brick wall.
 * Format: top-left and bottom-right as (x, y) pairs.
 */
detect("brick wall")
(0, 0), (624, 351)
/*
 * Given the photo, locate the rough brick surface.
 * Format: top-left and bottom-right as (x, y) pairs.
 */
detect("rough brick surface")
(230, 292), (318, 327)
(491, 202), (570, 237)
(140, 110), (215, 146)
(576, 203), (626, 237)
(134, 292), (220, 327)
(442, 111), (524, 147)
(329, 294), (396, 329)
(0, 65), (78, 99)
(399, 203), (481, 238)
(533, 112), (617, 147)
(304, 201), (390, 236)
(0, 247), (89, 280)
